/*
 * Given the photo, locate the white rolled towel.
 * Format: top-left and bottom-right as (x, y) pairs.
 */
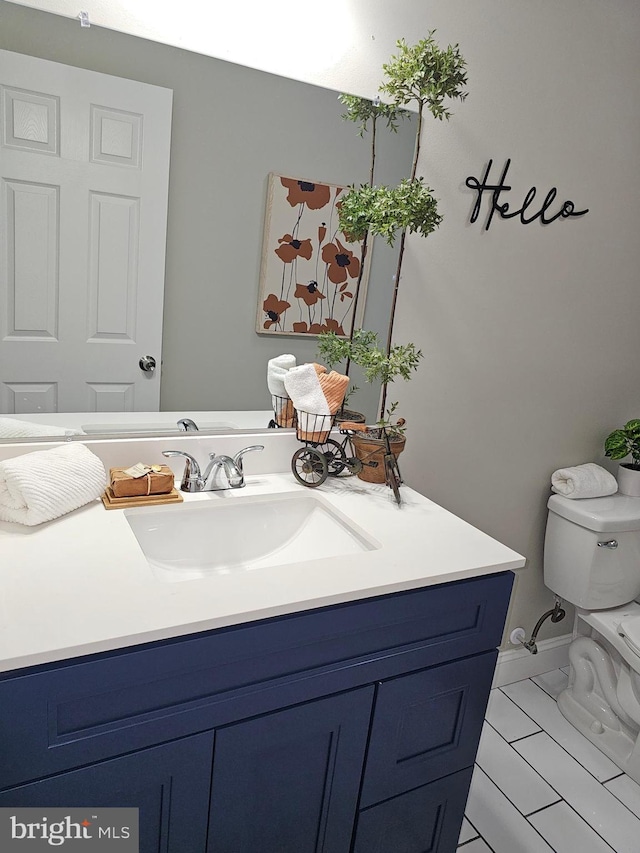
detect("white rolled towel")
(284, 363), (332, 438)
(0, 417), (82, 438)
(283, 364), (331, 416)
(551, 463), (618, 499)
(0, 443), (107, 526)
(267, 354), (297, 398)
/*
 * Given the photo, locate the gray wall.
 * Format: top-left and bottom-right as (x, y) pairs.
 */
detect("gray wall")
(0, 2), (414, 420)
(391, 0), (640, 645)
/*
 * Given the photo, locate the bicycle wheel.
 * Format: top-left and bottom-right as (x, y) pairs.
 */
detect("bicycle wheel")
(291, 447), (328, 487)
(384, 452), (402, 505)
(317, 438), (348, 475)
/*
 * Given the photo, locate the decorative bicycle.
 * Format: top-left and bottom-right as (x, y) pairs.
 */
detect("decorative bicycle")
(290, 413), (403, 505)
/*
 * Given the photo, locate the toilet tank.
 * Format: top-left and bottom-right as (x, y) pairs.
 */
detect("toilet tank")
(544, 494), (640, 609)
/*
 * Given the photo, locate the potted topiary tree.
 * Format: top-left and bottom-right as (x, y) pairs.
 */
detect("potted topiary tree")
(318, 33), (468, 482)
(336, 95), (410, 354)
(605, 419), (640, 496)
(321, 95), (410, 425)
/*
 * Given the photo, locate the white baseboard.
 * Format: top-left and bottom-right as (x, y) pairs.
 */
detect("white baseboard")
(492, 633), (572, 688)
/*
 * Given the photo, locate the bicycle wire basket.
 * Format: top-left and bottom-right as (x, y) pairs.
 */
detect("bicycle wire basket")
(270, 395), (297, 429)
(294, 410), (337, 444)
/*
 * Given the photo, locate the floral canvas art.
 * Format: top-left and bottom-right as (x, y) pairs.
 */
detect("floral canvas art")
(257, 174), (369, 337)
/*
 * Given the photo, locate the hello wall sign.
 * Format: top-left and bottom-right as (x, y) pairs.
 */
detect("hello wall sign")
(465, 158), (589, 230)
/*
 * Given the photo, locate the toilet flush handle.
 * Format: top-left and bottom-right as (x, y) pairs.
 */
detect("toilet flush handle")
(597, 539), (618, 549)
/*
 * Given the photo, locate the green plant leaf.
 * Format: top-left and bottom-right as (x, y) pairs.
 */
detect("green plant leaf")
(605, 430), (632, 459)
(379, 33), (468, 119)
(316, 331), (352, 369)
(337, 179), (442, 247)
(376, 402), (406, 436)
(624, 419), (640, 438)
(338, 93), (411, 136)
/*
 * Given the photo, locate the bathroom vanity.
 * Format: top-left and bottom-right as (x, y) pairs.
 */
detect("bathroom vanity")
(0, 573), (513, 852)
(0, 435), (523, 853)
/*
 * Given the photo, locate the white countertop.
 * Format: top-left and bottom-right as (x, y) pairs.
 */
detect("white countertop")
(0, 439), (525, 674)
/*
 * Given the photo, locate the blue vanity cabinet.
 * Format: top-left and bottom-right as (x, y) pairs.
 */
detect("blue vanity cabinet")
(350, 652), (498, 853)
(353, 768), (474, 853)
(207, 688), (375, 853)
(360, 651), (498, 807)
(0, 733), (214, 852)
(0, 571), (514, 853)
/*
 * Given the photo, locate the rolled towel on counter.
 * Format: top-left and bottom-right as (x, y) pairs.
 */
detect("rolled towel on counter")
(267, 354), (297, 427)
(273, 398), (295, 428)
(0, 443), (107, 526)
(267, 354), (296, 397)
(551, 463), (618, 499)
(284, 364), (331, 416)
(284, 364), (349, 441)
(284, 363), (332, 440)
(0, 417), (82, 438)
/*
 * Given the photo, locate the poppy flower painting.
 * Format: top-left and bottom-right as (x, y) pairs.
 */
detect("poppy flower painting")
(257, 173), (369, 337)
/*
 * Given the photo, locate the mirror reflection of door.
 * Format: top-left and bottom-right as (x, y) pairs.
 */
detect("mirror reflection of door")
(0, 49), (172, 414)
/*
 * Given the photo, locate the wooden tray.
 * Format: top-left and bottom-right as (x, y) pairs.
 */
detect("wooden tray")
(101, 486), (183, 510)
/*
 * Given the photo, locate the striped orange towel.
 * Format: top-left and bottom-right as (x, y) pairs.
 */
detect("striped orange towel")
(318, 371), (349, 415)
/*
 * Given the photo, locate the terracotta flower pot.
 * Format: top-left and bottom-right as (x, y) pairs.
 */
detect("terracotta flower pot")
(350, 429), (406, 484)
(617, 463), (640, 497)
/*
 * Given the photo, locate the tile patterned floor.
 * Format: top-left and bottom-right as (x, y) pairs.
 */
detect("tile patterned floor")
(458, 668), (640, 853)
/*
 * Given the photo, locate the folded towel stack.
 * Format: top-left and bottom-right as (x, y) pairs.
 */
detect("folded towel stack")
(0, 417), (82, 438)
(284, 364), (349, 441)
(267, 354), (296, 426)
(0, 443), (107, 526)
(551, 463), (618, 499)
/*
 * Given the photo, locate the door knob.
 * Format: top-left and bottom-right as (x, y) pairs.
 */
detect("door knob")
(139, 355), (156, 373)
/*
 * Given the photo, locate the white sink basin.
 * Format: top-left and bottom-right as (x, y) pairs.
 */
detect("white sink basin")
(125, 492), (378, 582)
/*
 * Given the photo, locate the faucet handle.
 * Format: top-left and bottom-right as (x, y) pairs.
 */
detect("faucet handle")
(162, 450), (202, 492)
(233, 445), (264, 473)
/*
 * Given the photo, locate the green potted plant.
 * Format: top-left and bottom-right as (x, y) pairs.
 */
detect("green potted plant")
(318, 33), (468, 482)
(317, 328), (421, 432)
(605, 419), (640, 496)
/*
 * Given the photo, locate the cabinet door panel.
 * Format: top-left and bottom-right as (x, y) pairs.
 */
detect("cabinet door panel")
(0, 733), (213, 853)
(354, 767), (473, 853)
(361, 652), (496, 806)
(208, 688), (374, 853)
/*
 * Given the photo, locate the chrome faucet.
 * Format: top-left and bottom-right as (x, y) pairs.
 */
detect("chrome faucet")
(162, 445), (264, 492)
(177, 418), (199, 432)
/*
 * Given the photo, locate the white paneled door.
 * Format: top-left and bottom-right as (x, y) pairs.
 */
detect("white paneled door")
(0, 50), (172, 413)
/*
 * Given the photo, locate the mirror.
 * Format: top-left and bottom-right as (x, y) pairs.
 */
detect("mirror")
(0, 2), (415, 441)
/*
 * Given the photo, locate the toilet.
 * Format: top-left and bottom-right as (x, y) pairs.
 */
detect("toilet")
(544, 492), (640, 782)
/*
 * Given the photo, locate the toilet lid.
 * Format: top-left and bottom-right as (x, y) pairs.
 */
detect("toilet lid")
(619, 614), (640, 657)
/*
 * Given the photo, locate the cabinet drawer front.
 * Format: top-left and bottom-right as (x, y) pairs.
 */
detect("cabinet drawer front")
(361, 652), (496, 807)
(0, 573), (511, 789)
(354, 767), (473, 853)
